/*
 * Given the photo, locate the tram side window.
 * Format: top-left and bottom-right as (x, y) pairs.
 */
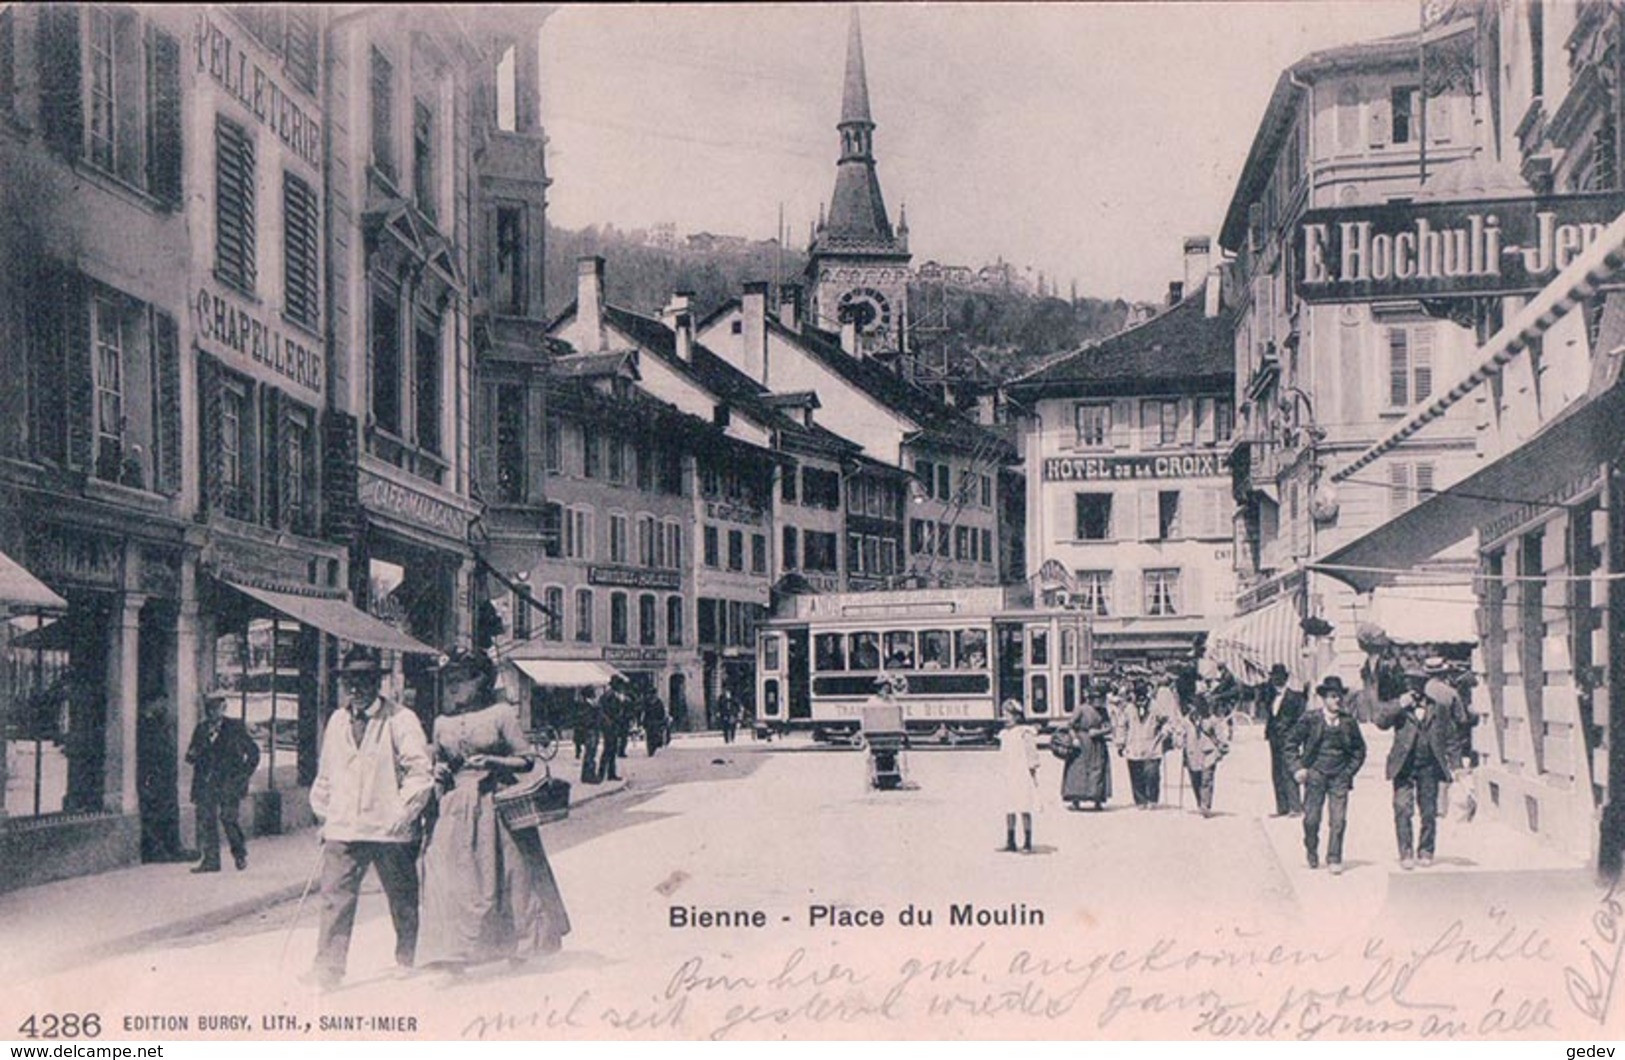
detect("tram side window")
(849, 631), (881, 671)
(955, 628), (988, 670)
(1031, 674), (1050, 715)
(884, 631), (916, 670)
(763, 634), (781, 672)
(815, 633), (845, 671)
(919, 629), (951, 670)
(1030, 628), (1049, 666)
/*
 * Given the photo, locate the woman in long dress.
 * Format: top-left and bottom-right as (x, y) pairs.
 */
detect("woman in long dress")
(997, 699), (1040, 853)
(417, 650), (571, 972)
(1061, 685), (1113, 811)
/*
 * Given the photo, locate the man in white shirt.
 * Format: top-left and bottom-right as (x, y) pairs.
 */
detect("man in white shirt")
(303, 646), (433, 990)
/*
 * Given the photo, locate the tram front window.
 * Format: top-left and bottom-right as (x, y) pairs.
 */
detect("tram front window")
(849, 631), (880, 671)
(920, 629), (951, 670)
(1030, 628), (1049, 666)
(815, 633), (846, 671)
(955, 628), (988, 670)
(884, 631), (916, 670)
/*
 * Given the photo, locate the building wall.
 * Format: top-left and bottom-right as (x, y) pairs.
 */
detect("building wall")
(1025, 392), (1237, 646)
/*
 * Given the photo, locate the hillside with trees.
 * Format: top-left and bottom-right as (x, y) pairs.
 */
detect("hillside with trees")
(543, 221), (1149, 374)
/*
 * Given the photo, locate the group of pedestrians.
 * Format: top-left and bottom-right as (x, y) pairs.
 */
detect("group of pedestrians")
(572, 676), (671, 785)
(999, 655), (1473, 874)
(301, 645), (570, 991)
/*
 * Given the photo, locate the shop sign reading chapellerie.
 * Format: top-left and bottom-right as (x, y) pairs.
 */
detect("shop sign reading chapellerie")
(1296, 193), (1625, 303)
(195, 286), (323, 399)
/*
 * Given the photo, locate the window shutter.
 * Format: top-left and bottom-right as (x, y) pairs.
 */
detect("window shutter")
(1411, 325), (1435, 402)
(27, 267), (70, 465)
(1428, 93), (1452, 143)
(1368, 96), (1389, 147)
(473, 383), (495, 498)
(1116, 567), (1139, 617)
(64, 275), (94, 471)
(1388, 461), (1412, 520)
(1108, 492), (1130, 540)
(146, 26), (182, 208)
(264, 387), (285, 528)
(1183, 566), (1203, 617)
(198, 355), (224, 516)
(282, 173), (320, 328)
(284, 8), (318, 95)
(1388, 328), (1410, 407)
(37, 4), (82, 159)
(215, 118), (257, 292)
(1110, 399), (1132, 447)
(1196, 398), (1214, 444)
(1138, 490), (1159, 541)
(153, 309), (181, 496)
(1180, 398), (1197, 444)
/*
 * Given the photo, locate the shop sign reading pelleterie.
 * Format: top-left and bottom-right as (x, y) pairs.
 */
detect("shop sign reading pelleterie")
(1296, 193), (1625, 303)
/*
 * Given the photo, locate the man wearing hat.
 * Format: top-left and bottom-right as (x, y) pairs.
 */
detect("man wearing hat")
(1375, 660), (1468, 870)
(184, 688), (260, 873)
(305, 645), (434, 989)
(1290, 676), (1367, 874)
(1261, 663), (1306, 817)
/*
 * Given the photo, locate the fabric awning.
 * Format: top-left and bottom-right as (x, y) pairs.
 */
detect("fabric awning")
(228, 582), (438, 654)
(511, 659), (620, 687)
(1359, 582), (1479, 645)
(0, 549), (66, 610)
(1316, 382), (1625, 593)
(1206, 594), (1303, 682)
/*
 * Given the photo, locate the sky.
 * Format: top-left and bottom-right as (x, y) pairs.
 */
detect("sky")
(538, 2), (1427, 303)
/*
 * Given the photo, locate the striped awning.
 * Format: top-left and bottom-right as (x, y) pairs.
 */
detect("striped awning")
(1206, 594), (1303, 683)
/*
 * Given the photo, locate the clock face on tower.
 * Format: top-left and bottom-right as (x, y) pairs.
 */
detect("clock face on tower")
(837, 286), (893, 336)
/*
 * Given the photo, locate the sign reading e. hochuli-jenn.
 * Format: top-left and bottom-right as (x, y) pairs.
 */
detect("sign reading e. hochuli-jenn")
(1296, 192), (1625, 303)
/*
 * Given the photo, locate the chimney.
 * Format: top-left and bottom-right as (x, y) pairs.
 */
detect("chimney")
(741, 281), (769, 383)
(1183, 236), (1212, 302)
(577, 257), (606, 351)
(840, 317), (859, 357)
(777, 283), (802, 333)
(1167, 281), (1184, 307)
(662, 291), (694, 362)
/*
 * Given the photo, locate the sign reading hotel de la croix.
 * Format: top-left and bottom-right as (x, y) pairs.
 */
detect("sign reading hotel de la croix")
(1043, 452), (1227, 482)
(1296, 192), (1625, 303)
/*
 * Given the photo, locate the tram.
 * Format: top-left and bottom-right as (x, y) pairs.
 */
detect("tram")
(755, 585), (1093, 743)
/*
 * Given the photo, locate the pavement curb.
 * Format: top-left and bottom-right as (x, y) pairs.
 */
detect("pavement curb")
(33, 777), (638, 977)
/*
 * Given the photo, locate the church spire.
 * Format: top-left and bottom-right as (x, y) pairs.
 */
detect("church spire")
(840, 6), (873, 128)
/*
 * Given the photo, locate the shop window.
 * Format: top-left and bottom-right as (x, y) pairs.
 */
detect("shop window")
(215, 116), (257, 294)
(283, 173), (320, 328)
(666, 595), (683, 646)
(781, 526), (799, 570)
(609, 592), (628, 646)
(1075, 493), (1113, 540)
(1144, 569), (1180, 616)
(574, 588), (593, 643)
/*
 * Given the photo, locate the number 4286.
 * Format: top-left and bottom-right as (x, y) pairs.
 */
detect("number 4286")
(17, 1013), (102, 1038)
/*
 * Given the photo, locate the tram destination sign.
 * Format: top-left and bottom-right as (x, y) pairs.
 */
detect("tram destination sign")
(1295, 192), (1625, 303)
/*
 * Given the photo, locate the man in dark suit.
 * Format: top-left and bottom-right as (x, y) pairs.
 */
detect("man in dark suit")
(1375, 663), (1467, 869)
(1262, 663), (1306, 816)
(1290, 675), (1367, 874)
(185, 689), (260, 873)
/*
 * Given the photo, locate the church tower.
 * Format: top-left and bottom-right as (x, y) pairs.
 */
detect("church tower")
(807, 8), (911, 356)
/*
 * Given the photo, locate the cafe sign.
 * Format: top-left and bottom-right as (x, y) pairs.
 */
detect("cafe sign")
(1043, 453), (1227, 482)
(1296, 193), (1625, 303)
(588, 565), (682, 592)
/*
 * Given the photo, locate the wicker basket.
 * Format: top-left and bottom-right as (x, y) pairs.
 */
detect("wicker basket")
(494, 768), (570, 831)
